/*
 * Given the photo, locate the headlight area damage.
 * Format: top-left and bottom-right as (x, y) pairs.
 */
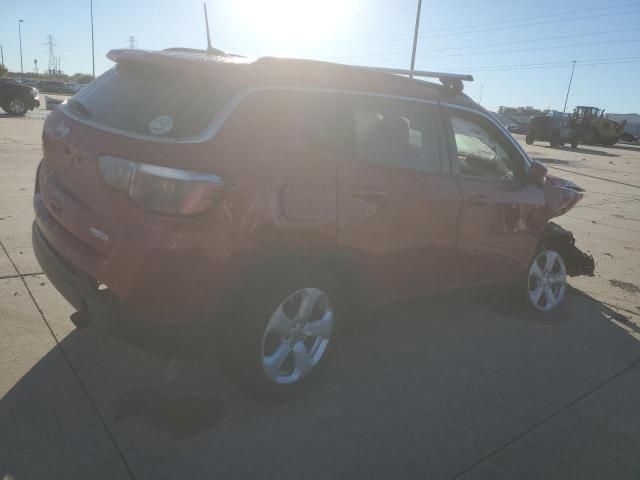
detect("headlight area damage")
(542, 174), (595, 277)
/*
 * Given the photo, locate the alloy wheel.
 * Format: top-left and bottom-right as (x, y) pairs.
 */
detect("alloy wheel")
(8, 98), (27, 115)
(528, 250), (567, 311)
(261, 288), (333, 384)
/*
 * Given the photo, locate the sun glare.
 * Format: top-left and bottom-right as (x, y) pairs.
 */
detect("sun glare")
(234, 0), (356, 50)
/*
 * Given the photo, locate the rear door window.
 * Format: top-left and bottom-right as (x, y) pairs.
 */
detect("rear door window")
(346, 96), (443, 173)
(70, 64), (236, 138)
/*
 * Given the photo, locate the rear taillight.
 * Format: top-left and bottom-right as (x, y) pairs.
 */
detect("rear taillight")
(97, 155), (224, 215)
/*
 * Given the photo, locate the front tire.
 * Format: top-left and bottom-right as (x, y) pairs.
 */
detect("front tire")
(219, 268), (341, 399)
(526, 249), (567, 312)
(2, 96), (28, 116)
(550, 131), (562, 147)
(525, 132), (534, 145)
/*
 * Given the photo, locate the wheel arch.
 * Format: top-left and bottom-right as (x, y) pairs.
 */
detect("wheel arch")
(215, 244), (362, 322)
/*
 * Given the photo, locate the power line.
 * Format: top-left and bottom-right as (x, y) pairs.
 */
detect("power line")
(424, 8), (640, 39)
(424, 1), (639, 34)
(337, 37), (640, 62)
(222, 3), (640, 52)
(418, 38), (640, 59)
(452, 57), (640, 73)
(420, 27), (640, 53)
(333, 27), (640, 61)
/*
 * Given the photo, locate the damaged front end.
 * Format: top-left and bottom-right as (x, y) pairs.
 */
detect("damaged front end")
(542, 223), (595, 276)
(541, 173), (594, 276)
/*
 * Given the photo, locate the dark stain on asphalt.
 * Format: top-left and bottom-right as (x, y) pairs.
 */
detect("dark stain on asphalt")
(113, 387), (225, 437)
(609, 279), (640, 295)
(537, 157), (570, 166)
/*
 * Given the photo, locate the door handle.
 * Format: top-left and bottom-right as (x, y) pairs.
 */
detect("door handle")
(467, 194), (491, 206)
(351, 189), (388, 200)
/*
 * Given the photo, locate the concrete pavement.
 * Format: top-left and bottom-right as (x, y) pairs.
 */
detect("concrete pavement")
(1, 112), (639, 479)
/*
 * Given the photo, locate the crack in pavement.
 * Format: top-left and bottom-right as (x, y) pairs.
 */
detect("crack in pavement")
(449, 357), (640, 480)
(0, 272), (43, 280)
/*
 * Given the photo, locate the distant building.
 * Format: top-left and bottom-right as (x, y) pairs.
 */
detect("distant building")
(497, 106), (547, 127)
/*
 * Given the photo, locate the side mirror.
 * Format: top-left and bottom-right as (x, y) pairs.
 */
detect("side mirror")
(528, 160), (547, 184)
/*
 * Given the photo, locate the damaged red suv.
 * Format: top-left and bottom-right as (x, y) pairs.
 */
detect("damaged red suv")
(33, 48), (593, 397)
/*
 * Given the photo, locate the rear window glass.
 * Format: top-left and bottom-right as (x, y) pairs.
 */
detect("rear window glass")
(70, 64), (236, 138)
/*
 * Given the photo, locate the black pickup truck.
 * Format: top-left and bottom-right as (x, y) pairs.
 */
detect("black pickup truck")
(0, 78), (40, 115)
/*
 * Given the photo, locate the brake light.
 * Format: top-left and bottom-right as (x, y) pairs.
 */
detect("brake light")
(97, 155), (224, 215)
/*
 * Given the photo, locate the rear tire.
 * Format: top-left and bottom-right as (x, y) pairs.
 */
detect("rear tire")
(218, 267), (342, 400)
(525, 133), (534, 145)
(2, 96), (28, 116)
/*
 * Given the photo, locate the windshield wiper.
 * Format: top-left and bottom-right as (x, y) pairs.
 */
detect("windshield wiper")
(67, 98), (91, 118)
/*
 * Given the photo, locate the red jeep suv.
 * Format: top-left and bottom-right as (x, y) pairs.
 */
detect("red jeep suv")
(33, 48), (593, 397)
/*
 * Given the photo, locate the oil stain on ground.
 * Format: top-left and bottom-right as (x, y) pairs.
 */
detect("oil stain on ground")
(609, 279), (640, 295)
(113, 387), (225, 438)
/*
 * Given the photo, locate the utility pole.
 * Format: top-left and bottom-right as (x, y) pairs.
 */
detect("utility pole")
(57, 56), (62, 75)
(90, 0), (95, 78)
(1, 44), (4, 66)
(562, 60), (576, 114)
(479, 85), (484, 105)
(18, 20), (24, 75)
(409, 0), (422, 79)
(34, 58), (38, 74)
(127, 35), (136, 49)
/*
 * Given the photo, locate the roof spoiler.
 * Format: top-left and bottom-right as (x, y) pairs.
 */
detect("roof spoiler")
(359, 66), (473, 93)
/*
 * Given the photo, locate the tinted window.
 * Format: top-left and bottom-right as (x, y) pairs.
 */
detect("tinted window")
(450, 114), (517, 180)
(71, 64), (236, 138)
(347, 96), (442, 173)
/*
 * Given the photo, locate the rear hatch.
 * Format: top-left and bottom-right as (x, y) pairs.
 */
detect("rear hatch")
(39, 50), (244, 257)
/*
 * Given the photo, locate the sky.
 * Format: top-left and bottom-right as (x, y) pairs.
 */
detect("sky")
(2, 0), (640, 113)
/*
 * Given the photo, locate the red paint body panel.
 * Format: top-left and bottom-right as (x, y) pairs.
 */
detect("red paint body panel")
(338, 161), (462, 306)
(453, 178), (547, 285)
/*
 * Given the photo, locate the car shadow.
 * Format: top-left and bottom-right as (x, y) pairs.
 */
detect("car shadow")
(1, 287), (639, 479)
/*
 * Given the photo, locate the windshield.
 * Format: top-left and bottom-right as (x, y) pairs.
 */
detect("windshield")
(69, 64), (236, 138)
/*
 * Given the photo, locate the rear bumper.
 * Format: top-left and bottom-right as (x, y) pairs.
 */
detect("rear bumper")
(32, 221), (210, 353)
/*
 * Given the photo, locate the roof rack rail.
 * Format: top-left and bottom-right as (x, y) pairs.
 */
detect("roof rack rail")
(358, 66), (473, 92)
(164, 47), (226, 55)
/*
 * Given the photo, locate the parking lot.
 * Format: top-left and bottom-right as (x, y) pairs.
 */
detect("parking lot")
(1, 109), (640, 479)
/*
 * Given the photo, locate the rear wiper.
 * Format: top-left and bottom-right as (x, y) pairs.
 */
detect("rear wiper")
(67, 98), (91, 118)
